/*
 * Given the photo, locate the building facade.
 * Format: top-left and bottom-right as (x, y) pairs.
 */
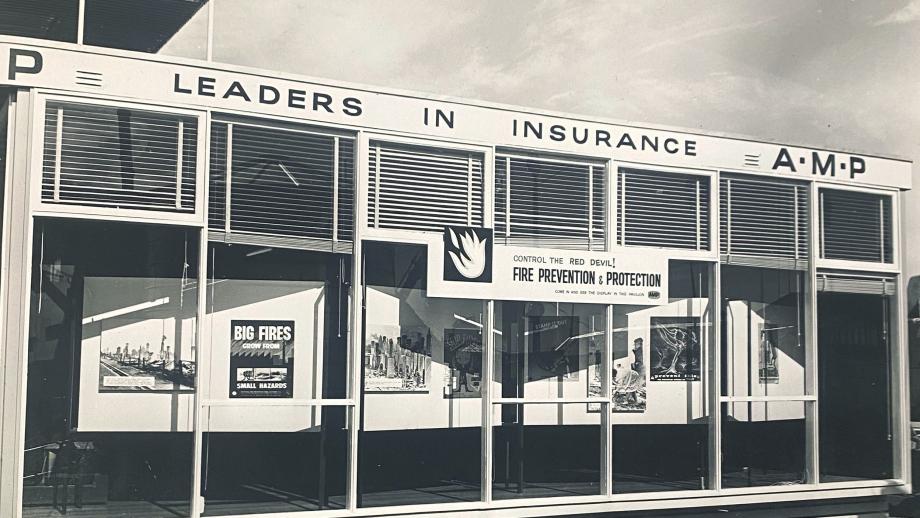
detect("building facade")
(0, 33), (913, 518)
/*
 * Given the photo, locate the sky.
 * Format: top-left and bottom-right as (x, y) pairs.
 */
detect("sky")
(164, 0), (920, 262)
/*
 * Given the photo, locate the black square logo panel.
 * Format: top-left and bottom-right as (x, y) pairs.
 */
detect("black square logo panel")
(443, 226), (493, 283)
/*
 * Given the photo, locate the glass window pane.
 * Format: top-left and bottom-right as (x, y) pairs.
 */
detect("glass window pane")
(0, 0), (78, 42)
(722, 401), (807, 487)
(83, 0), (209, 58)
(492, 403), (601, 499)
(612, 260), (711, 493)
(359, 242), (482, 507)
(200, 243), (350, 514)
(201, 408), (348, 515)
(721, 266), (806, 398)
(494, 300), (605, 400)
(818, 292), (894, 481)
(22, 220), (198, 517)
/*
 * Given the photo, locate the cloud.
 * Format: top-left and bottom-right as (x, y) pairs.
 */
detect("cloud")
(875, 0), (920, 25)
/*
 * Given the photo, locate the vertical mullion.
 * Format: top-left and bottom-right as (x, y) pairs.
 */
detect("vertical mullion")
(175, 121), (184, 210)
(332, 136), (340, 244)
(77, 0), (86, 45)
(190, 226), (208, 517)
(223, 124), (233, 234)
(206, 0), (215, 62)
(52, 107), (63, 201)
(806, 182), (820, 484)
(346, 132), (369, 512)
(602, 303), (613, 497)
(708, 246), (722, 490)
(481, 299), (494, 503)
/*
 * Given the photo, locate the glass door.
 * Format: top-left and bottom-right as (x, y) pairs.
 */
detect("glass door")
(818, 291), (893, 481)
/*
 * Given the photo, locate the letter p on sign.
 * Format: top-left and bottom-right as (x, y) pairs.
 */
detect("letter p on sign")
(8, 49), (43, 80)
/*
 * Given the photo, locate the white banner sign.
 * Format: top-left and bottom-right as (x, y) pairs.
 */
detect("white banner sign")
(428, 234), (668, 305)
(0, 42), (911, 189)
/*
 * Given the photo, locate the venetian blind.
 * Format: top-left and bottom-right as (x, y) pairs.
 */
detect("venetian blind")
(720, 175), (808, 269)
(816, 274), (897, 296)
(616, 168), (710, 250)
(41, 101), (197, 212)
(820, 189), (893, 263)
(208, 120), (355, 253)
(368, 141), (483, 232)
(494, 153), (605, 250)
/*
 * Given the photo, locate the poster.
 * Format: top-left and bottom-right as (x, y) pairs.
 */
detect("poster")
(525, 316), (580, 381)
(759, 322), (780, 384)
(364, 325), (431, 392)
(649, 317), (701, 381)
(229, 320), (295, 398)
(587, 336), (647, 412)
(444, 328), (482, 398)
(97, 317), (196, 392)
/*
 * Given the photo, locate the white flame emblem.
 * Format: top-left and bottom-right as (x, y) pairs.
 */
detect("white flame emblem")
(447, 228), (488, 279)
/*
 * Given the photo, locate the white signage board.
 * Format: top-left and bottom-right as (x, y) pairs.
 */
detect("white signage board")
(429, 239), (668, 306)
(0, 41), (911, 190)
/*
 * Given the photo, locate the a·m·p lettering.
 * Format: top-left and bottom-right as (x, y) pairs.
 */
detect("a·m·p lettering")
(8, 49), (43, 81)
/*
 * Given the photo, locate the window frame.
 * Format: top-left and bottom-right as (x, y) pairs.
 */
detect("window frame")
(29, 91), (207, 226)
(814, 182), (900, 273)
(206, 114), (358, 253)
(611, 161), (718, 262)
(358, 132), (495, 243)
(493, 149), (610, 251)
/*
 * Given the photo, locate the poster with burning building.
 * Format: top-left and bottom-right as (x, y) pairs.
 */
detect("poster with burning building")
(649, 317), (701, 381)
(229, 320), (295, 398)
(364, 325), (431, 392)
(444, 328), (482, 398)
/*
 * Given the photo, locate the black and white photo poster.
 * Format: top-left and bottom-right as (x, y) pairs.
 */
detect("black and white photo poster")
(364, 325), (432, 392)
(229, 320), (295, 398)
(649, 317), (701, 381)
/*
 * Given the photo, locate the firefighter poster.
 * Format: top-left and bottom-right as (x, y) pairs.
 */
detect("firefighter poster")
(229, 320), (295, 398)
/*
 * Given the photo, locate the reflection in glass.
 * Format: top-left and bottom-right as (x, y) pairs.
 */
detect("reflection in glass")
(200, 244), (350, 515)
(721, 402), (806, 487)
(359, 242), (482, 507)
(22, 220), (197, 517)
(494, 301), (605, 400)
(721, 266), (805, 398)
(612, 261), (710, 493)
(819, 292), (893, 481)
(492, 404), (601, 499)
